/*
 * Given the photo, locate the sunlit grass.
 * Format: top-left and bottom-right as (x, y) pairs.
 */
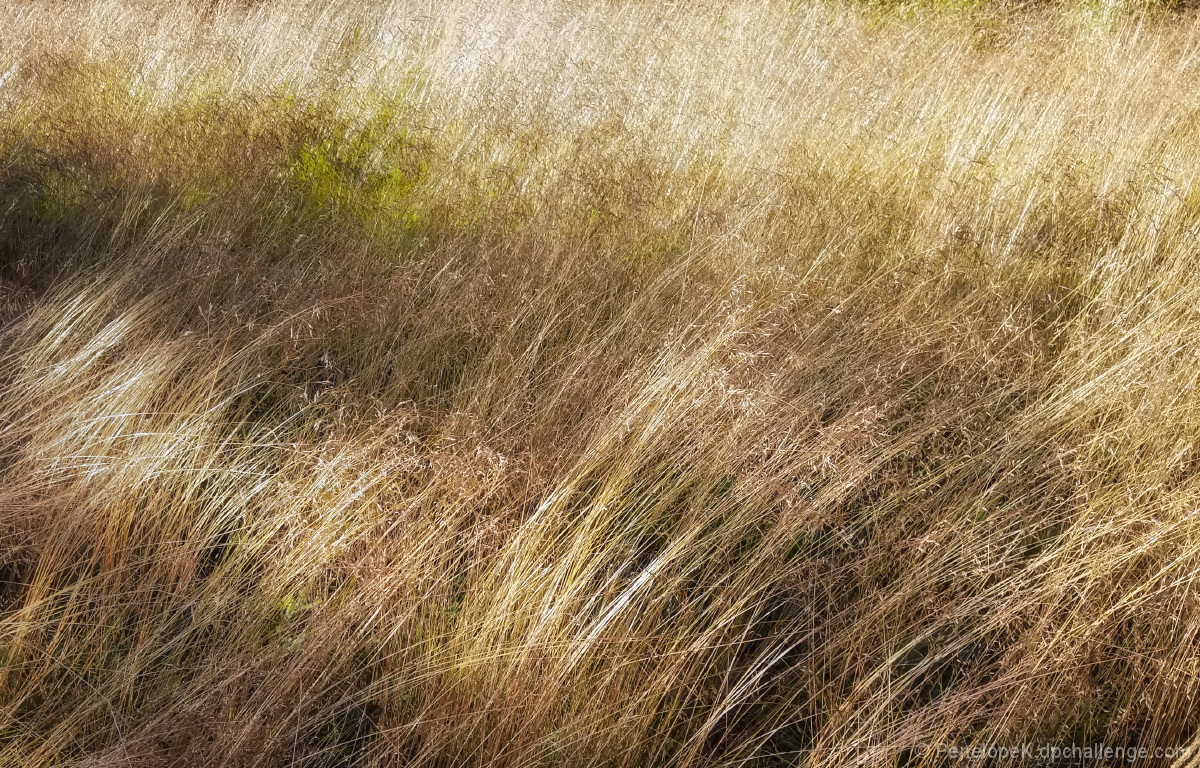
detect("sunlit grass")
(3, 0), (1200, 765)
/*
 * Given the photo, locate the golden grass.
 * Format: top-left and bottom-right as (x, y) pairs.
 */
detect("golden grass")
(4, 0), (1200, 765)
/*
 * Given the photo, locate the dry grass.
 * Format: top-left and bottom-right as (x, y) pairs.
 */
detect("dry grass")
(3, 0), (1200, 765)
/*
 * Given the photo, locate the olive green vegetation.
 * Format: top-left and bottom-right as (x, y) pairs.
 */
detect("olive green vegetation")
(4, 1), (1200, 766)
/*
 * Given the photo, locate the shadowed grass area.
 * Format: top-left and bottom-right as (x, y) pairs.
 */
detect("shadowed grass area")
(3, 1), (1200, 766)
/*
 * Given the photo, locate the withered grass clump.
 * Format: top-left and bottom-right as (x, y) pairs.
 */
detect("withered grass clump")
(4, 1), (1200, 766)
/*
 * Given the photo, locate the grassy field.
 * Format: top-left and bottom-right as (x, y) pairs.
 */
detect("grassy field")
(3, 0), (1200, 765)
